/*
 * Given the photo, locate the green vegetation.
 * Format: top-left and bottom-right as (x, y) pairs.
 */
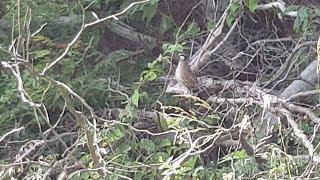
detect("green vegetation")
(0, 0), (320, 179)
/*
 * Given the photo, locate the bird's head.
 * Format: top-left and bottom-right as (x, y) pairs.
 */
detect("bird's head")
(178, 53), (187, 61)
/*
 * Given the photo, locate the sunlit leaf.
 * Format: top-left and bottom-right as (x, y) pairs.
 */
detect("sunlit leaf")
(30, 50), (50, 59)
(244, 0), (258, 12)
(144, 70), (157, 81)
(232, 150), (247, 160)
(227, 2), (241, 27)
(131, 89), (140, 107)
(162, 43), (184, 55)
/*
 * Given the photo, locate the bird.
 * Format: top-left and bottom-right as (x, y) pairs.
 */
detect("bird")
(175, 53), (199, 92)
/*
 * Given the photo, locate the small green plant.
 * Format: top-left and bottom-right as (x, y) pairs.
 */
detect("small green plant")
(244, 0), (258, 13)
(227, 2), (241, 27)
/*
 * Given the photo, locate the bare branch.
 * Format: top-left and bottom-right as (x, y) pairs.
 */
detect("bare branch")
(1, 61), (41, 107)
(41, 0), (150, 74)
(0, 127), (24, 143)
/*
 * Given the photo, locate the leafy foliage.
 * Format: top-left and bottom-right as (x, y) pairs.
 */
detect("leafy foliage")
(244, 0), (258, 13)
(0, 0), (320, 179)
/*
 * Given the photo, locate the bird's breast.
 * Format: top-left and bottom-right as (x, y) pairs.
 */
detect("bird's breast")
(175, 62), (183, 82)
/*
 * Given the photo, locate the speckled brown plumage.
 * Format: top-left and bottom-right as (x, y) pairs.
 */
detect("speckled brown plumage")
(175, 54), (199, 91)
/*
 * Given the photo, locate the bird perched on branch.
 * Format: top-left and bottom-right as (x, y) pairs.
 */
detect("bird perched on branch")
(175, 53), (199, 92)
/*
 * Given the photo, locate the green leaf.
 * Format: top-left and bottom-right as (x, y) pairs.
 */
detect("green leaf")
(285, 5), (300, 13)
(244, 0), (258, 12)
(158, 115), (169, 131)
(293, 15), (301, 32)
(144, 70), (157, 81)
(106, 50), (132, 62)
(90, 172), (100, 179)
(192, 166), (205, 177)
(159, 15), (174, 35)
(142, 3), (158, 23)
(110, 127), (125, 141)
(203, 114), (219, 125)
(207, 20), (215, 30)
(152, 152), (170, 163)
(162, 43), (184, 55)
(299, 7), (309, 19)
(139, 91), (150, 103)
(294, 7), (310, 33)
(186, 22), (200, 35)
(131, 89), (140, 107)
(31, 35), (50, 42)
(149, 0), (159, 5)
(178, 21), (200, 40)
(140, 139), (156, 153)
(232, 150), (247, 160)
(117, 143), (132, 154)
(147, 61), (157, 69)
(302, 17), (310, 32)
(62, 59), (76, 78)
(159, 138), (172, 148)
(30, 50), (50, 59)
(182, 156), (197, 169)
(227, 2), (241, 27)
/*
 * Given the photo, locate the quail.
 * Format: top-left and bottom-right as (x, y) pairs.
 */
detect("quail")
(175, 53), (199, 91)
